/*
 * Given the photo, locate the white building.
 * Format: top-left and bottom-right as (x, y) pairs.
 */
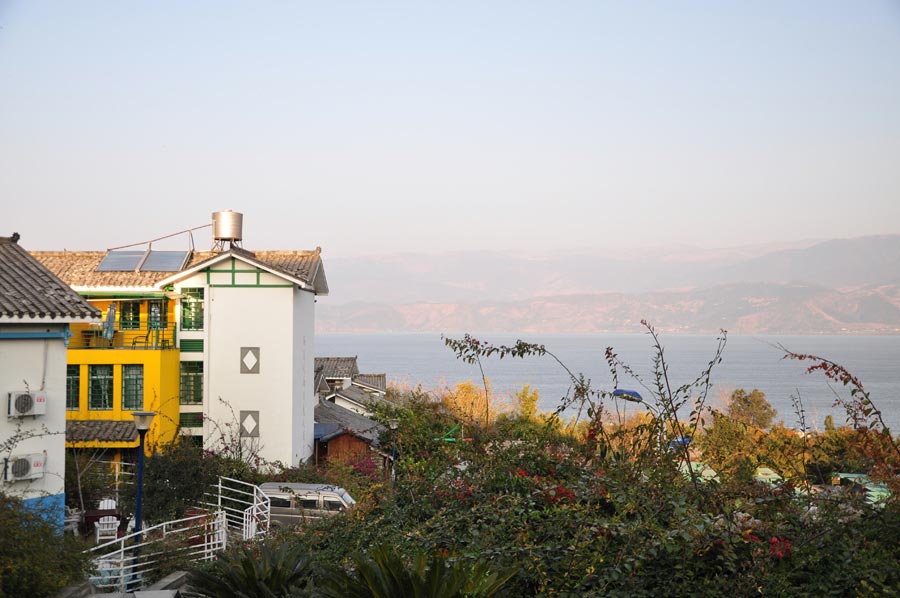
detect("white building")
(0, 234), (100, 526)
(158, 245), (328, 465)
(33, 212), (329, 467)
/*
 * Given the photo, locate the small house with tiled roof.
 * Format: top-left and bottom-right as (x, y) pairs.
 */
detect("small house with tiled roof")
(313, 399), (386, 468)
(315, 356), (388, 417)
(32, 211), (328, 466)
(0, 233), (100, 527)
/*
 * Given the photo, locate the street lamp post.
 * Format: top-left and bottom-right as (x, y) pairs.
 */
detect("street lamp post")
(388, 418), (399, 487)
(130, 411), (155, 590)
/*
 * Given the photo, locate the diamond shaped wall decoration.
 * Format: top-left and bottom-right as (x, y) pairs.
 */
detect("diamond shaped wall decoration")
(240, 347), (260, 374)
(240, 410), (259, 437)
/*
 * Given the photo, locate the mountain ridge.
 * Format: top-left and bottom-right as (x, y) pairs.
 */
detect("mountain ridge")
(317, 235), (900, 334)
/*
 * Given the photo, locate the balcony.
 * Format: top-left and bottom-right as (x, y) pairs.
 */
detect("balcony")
(70, 322), (178, 350)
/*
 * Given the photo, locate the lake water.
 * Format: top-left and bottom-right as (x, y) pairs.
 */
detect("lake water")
(317, 333), (900, 432)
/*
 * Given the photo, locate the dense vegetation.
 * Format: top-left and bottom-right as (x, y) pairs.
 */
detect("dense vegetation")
(9, 325), (900, 596)
(225, 326), (900, 596)
(0, 493), (91, 598)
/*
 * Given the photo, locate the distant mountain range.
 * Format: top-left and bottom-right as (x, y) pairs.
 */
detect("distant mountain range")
(317, 235), (900, 334)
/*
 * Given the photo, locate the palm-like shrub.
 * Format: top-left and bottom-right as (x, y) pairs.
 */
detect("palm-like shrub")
(186, 543), (313, 598)
(315, 546), (514, 598)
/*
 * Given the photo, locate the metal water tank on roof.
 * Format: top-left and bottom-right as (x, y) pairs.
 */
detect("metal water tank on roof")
(212, 210), (243, 242)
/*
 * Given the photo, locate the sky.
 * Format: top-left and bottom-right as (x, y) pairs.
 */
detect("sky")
(1, 2), (899, 258)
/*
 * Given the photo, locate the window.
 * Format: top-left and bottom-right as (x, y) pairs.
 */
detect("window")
(119, 302), (141, 330)
(299, 497), (319, 510)
(179, 412), (203, 428)
(324, 499), (344, 512)
(66, 365), (80, 410)
(148, 299), (168, 330)
(180, 361), (203, 405)
(122, 364), (144, 410)
(269, 497), (291, 508)
(89, 365), (114, 410)
(181, 288), (204, 330)
(184, 435), (203, 447)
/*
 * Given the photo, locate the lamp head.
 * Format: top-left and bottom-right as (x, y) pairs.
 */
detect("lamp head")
(388, 418), (400, 431)
(132, 411), (156, 432)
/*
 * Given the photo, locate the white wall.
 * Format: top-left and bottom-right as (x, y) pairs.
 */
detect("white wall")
(292, 290), (316, 462)
(0, 330), (68, 505)
(206, 284), (298, 465)
(173, 261), (319, 466)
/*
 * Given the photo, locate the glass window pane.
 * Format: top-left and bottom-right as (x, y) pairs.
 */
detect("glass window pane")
(180, 361), (204, 405)
(122, 364), (143, 410)
(148, 299), (168, 330)
(181, 288), (204, 330)
(66, 365), (80, 410)
(89, 365), (113, 410)
(120, 302), (141, 330)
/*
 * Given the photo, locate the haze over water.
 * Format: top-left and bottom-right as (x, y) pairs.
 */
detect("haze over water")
(318, 333), (900, 431)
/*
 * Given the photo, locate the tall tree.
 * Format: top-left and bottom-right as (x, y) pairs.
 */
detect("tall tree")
(728, 388), (777, 429)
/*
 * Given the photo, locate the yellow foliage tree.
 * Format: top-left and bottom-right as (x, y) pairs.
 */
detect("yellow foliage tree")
(514, 384), (539, 420)
(443, 379), (492, 424)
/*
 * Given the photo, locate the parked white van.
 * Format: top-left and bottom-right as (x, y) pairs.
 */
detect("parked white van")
(259, 482), (356, 527)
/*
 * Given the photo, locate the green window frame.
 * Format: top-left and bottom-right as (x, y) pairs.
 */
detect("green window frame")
(181, 288), (204, 330)
(180, 361), (203, 405)
(179, 412), (204, 428)
(66, 365), (80, 410)
(122, 364), (144, 410)
(119, 301), (141, 330)
(148, 299), (168, 330)
(89, 365), (114, 410)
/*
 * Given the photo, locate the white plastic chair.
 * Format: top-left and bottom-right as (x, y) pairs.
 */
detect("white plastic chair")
(95, 515), (119, 543)
(98, 498), (116, 511)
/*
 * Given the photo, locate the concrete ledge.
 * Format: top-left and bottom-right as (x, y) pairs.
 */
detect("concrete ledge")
(147, 570), (190, 591)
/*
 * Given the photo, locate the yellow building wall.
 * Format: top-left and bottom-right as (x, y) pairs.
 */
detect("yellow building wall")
(66, 348), (181, 455)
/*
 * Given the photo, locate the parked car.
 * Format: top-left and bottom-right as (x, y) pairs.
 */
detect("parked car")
(258, 482), (356, 527)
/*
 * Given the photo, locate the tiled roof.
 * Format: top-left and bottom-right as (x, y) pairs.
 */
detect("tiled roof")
(31, 248), (327, 293)
(314, 399), (383, 445)
(353, 373), (387, 392)
(333, 385), (388, 410)
(315, 357), (359, 379)
(66, 420), (138, 443)
(0, 236), (101, 321)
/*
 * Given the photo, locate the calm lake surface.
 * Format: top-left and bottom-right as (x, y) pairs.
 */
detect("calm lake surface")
(317, 333), (900, 431)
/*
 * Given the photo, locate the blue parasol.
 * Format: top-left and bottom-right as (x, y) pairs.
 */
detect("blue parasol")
(103, 303), (116, 341)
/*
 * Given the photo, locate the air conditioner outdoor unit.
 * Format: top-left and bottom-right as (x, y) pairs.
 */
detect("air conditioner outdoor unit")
(7, 391), (47, 417)
(5, 453), (45, 482)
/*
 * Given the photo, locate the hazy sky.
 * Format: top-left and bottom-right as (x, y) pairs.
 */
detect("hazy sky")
(2, 2), (899, 258)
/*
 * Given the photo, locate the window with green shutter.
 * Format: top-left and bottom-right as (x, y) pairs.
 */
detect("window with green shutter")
(120, 302), (141, 330)
(180, 361), (203, 405)
(122, 364), (144, 410)
(181, 288), (204, 330)
(179, 412), (204, 428)
(66, 365), (80, 410)
(89, 365), (114, 410)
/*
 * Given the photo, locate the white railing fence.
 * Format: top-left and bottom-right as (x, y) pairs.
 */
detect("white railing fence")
(86, 476), (271, 592)
(202, 476), (271, 541)
(88, 510), (227, 592)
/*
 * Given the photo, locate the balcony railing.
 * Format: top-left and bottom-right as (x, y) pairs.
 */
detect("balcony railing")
(70, 322), (178, 350)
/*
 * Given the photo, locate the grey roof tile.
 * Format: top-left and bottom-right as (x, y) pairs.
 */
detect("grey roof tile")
(66, 420), (138, 443)
(353, 373), (387, 392)
(315, 357), (359, 379)
(314, 400), (383, 445)
(0, 236), (101, 321)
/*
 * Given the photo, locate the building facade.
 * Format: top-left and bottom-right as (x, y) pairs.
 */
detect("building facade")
(32, 218), (328, 467)
(0, 235), (100, 527)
